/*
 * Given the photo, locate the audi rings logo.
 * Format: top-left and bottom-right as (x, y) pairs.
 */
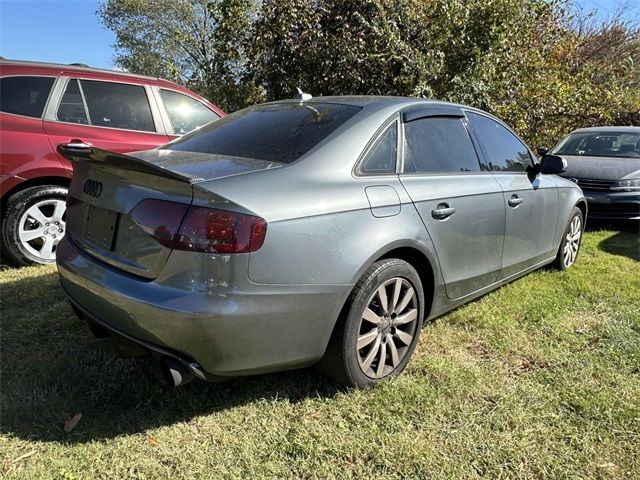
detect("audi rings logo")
(83, 179), (103, 198)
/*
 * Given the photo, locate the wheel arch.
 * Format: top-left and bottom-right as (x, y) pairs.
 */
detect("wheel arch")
(1, 176), (70, 213)
(346, 240), (440, 322)
(575, 198), (587, 222)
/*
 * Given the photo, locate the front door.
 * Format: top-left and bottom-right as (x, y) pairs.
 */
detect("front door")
(398, 109), (506, 300)
(465, 111), (559, 278)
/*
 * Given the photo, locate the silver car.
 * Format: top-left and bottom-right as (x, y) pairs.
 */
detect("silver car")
(56, 96), (586, 388)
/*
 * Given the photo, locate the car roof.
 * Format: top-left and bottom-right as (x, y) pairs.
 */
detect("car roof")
(571, 126), (640, 134)
(271, 95), (468, 110)
(0, 58), (174, 85)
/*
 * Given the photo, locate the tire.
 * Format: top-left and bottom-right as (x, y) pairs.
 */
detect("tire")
(1, 185), (68, 266)
(553, 206), (584, 270)
(318, 258), (424, 388)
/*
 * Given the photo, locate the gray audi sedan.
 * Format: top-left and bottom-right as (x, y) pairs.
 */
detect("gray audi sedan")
(56, 96), (586, 388)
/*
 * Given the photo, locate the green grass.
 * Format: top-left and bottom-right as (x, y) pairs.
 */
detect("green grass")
(1, 229), (639, 479)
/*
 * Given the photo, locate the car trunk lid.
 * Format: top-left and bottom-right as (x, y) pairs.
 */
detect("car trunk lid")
(58, 144), (275, 279)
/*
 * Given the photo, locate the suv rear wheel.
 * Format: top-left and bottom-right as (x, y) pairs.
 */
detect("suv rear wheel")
(1, 185), (68, 266)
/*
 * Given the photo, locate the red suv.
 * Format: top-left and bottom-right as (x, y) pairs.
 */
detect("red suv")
(0, 59), (224, 265)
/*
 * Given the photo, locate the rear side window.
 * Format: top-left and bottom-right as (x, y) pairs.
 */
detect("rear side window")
(0, 76), (54, 118)
(80, 80), (155, 132)
(57, 79), (88, 124)
(466, 112), (532, 172)
(159, 89), (220, 135)
(166, 103), (361, 163)
(360, 122), (397, 174)
(403, 117), (481, 173)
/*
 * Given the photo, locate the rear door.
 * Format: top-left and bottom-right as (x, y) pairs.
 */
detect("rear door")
(465, 111), (559, 278)
(398, 106), (505, 300)
(43, 75), (170, 153)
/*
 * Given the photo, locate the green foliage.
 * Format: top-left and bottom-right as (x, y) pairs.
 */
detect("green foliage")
(99, 0), (640, 145)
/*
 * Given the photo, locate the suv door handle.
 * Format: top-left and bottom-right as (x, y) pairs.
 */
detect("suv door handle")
(508, 195), (524, 207)
(431, 203), (456, 220)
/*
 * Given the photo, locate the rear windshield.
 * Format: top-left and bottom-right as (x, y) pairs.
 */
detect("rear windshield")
(552, 131), (640, 158)
(165, 103), (361, 163)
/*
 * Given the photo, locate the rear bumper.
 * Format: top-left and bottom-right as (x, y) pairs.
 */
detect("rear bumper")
(56, 237), (350, 377)
(582, 189), (640, 220)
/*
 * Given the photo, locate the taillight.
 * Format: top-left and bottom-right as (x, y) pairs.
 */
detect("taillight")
(130, 199), (266, 253)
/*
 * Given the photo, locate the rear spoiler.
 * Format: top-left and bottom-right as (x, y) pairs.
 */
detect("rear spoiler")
(57, 141), (203, 183)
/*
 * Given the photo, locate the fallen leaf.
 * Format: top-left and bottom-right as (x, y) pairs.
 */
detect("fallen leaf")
(64, 413), (82, 433)
(146, 435), (161, 446)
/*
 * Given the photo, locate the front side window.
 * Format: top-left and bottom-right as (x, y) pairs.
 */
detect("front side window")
(79, 80), (155, 132)
(57, 79), (88, 124)
(160, 89), (220, 135)
(0, 76), (54, 118)
(403, 117), (481, 173)
(360, 122), (397, 174)
(166, 103), (361, 163)
(466, 112), (532, 172)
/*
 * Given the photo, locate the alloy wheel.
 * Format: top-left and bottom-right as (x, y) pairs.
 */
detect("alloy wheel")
(18, 199), (67, 261)
(357, 277), (419, 378)
(562, 215), (582, 268)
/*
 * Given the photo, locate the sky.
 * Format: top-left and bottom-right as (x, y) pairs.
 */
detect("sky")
(0, 0), (638, 71)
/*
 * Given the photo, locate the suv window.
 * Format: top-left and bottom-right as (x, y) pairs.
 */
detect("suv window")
(403, 117), (480, 173)
(166, 103), (361, 163)
(79, 80), (155, 132)
(466, 112), (532, 172)
(57, 79), (88, 124)
(159, 89), (219, 135)
(0, 76), (54, 118)
(360, 122), (397, 174)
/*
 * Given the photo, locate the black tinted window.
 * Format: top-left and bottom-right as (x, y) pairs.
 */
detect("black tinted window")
(466, 112), (532, 172)
(360, 122), (397, 174)
(80, 80), (155, 132)
(57, 79), (88, 124)
(167, 103), (361, 163)
(0, 76), (54, 118)
(403, 117), (480, 173)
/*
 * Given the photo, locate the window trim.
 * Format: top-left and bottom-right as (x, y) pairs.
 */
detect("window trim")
(154, 86), (221, 136)
(0, 74), (58, 120)
(353, 115), (401, 178)
(45, 76), (167, 135)
(398, 114), (486, 176)
(463, 109), (535, 174)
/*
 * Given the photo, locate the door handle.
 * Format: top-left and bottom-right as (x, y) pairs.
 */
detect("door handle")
(508, 195), (524, 208)
(58, 139), (93, 153)
(431, 204), (456, 220)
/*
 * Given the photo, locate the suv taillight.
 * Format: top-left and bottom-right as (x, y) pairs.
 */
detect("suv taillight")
(131, 199), (267, 253)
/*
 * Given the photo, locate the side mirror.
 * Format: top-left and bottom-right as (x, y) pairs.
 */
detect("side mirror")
(535, 146), (549, 156)
(540, 154), (567, 175)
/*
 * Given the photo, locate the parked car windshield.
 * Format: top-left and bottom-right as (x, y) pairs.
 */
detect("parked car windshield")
(165, 102), (361, 163)
(552, 131), (640, 158)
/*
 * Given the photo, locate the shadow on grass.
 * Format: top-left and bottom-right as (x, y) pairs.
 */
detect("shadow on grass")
(598, 230), (640, 261)
(0, 269), (342, 444)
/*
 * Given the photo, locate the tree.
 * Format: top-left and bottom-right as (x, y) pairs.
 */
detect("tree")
(250, 0), (639, 145)
(100, 0), (639, 145)
(99, 0), (262, 111)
